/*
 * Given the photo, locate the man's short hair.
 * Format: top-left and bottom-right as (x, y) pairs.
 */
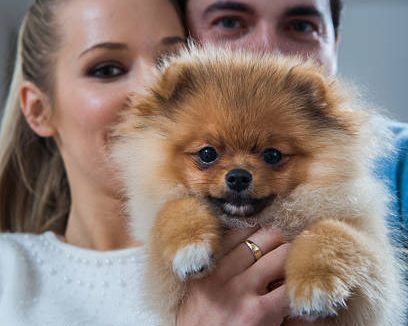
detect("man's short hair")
(176, 0), (343, 38)
(330, 0), (343, 37)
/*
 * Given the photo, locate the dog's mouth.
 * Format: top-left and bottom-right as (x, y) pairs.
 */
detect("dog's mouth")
(208, 194), (274, 218)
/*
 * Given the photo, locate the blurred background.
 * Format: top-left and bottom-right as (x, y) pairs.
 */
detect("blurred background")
(0, 0), (407, 122)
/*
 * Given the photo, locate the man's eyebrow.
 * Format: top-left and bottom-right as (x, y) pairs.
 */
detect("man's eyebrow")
(203, 1), (255, 18)
(285, 6), (324, 20)
(79, 42), (128, 58)
(161, 36), (186, 46)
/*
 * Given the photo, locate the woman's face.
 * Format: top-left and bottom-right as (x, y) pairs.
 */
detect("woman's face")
(50, 0), (185, 196)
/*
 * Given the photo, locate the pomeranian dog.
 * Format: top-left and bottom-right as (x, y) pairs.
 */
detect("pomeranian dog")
(109, 46), (406, 325)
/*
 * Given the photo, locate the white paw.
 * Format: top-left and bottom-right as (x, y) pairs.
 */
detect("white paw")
(172, 242), (214, 280)
(288, 278), (350, 320)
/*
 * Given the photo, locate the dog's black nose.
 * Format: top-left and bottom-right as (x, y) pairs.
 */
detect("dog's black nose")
(225, 169), (252, 192)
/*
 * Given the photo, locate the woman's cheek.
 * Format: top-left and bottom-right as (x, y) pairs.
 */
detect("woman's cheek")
(77, 88), (128, 132)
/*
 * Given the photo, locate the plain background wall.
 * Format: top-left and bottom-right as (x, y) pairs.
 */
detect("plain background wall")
(338, 0), (408, 122)
(0, 7), (13, 104)
(0, 0), (407, 122)
(0, 0), (31, 106)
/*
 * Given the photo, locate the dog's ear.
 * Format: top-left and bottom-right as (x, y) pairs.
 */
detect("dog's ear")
(284, 65), (347, 127)
(123, 61), (194, 119)
(284, 64), (362, 132)
(285, 65), (331, 109)
(153, 61), (194, 106)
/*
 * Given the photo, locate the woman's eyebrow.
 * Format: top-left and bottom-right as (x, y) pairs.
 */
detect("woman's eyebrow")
(202, 1), (255, 19)
(161, 36), (186, 46)
(79, 42), (128, 58)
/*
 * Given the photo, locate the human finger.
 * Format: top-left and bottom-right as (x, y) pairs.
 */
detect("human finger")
(215, 226), (285, 282)
(221, 227), (259, 255)
(245, 242), (290, 294)
(258, 284), (291, 323)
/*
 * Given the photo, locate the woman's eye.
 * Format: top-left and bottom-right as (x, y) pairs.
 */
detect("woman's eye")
(88, 63), (126, 79)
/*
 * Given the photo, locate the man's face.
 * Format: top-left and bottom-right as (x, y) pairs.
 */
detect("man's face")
(186, 0), (338, 75)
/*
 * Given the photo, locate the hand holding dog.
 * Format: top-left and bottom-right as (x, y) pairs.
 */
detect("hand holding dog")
(177, 227), (313, 326)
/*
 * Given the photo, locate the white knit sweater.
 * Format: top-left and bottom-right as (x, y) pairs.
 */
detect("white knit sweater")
(0, 232), (162, 326)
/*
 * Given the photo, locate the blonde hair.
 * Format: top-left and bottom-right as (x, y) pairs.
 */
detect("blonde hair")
(0, 0), (185, 234)
(0, 0), (70, 234)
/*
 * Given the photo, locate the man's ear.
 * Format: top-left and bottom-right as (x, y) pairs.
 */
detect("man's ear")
(20, 81), (56, 137)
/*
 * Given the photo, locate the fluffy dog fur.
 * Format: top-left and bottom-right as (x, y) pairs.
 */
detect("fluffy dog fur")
(110, 46), (406, 325)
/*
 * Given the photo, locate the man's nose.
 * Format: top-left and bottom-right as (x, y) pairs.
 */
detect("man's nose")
(247, 22), (282, 55)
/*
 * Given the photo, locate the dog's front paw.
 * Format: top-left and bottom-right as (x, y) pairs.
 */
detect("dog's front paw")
(172, 242), (215, 280)
(287, 274), (351, 320)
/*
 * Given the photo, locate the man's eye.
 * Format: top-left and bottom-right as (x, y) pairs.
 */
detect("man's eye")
(214, 16), (244, 29)
(88, 63), (126, 79)
(288, 20), (318, 34)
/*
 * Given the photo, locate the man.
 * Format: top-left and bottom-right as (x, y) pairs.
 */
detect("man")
(176, 1), (407, 325)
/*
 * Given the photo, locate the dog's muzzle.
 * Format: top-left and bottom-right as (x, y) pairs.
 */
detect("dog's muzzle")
(208, 194), (273, 217)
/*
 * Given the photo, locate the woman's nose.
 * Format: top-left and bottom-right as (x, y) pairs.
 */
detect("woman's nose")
(130, 59), (157, 88)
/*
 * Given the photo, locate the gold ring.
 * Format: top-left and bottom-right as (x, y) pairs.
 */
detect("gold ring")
(243, 239), (263, 262)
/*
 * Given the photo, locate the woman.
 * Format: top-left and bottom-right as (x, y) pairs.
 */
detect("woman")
(0, 0), (308, 324)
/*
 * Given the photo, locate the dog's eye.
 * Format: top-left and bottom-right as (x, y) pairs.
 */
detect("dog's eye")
(198, 146), (218, 164)
(263, 148), (283, 165)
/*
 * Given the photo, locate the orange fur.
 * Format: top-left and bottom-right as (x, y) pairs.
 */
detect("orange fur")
(152, 197), (221, 262)
(146, 197), (222, 316)
(110, 46), (406, 325)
